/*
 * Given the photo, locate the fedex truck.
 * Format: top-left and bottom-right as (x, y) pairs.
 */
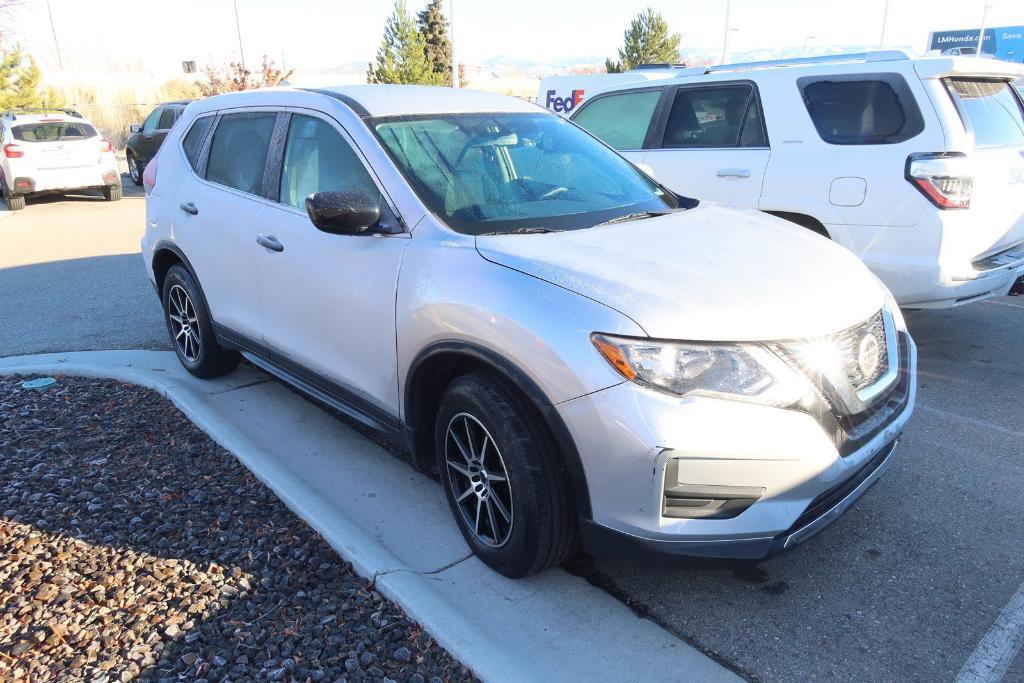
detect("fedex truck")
(538, 66), (688, 116)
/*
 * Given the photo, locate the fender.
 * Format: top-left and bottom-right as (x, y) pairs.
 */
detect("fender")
(151, 240), (217, 331)
(405, 340), (594, 521)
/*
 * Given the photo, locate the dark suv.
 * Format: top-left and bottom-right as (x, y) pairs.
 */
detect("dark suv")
(125, 101), (190, 185)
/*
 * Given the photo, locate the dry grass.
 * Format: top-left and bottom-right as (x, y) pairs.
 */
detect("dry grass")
(46, 78), (201, 150)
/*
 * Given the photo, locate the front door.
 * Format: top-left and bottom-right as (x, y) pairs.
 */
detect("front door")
(257, 111), (410, 422)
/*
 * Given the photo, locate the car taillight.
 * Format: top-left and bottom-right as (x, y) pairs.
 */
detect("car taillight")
(4, 144), (23, 158)
(142, 154), (158, 194)
(99, 139), (113, 153)
(906, 152), (973, 210)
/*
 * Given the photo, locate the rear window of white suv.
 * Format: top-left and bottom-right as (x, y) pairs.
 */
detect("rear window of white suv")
(945, 78), (1024, 148)
(12, 122), (98, 142)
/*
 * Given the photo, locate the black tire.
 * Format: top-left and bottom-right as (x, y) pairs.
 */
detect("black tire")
(104, 184), (122, 201)
(161, 264), (239, 378)
(435, 372), (575, 578)
(6, 194), (25, 211)
(127, 152), (143, 186)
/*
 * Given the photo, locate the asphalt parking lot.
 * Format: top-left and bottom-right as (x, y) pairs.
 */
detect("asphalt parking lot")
(1, 188), (1021, 682)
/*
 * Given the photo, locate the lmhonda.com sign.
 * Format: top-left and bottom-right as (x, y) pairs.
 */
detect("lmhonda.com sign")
(928, 26), (1024, 63)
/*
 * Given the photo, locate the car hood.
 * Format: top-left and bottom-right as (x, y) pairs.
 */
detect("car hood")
(475, 203), (885, 341)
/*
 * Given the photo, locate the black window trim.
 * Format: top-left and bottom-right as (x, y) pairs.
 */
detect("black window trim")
(568, 85), (673, 152)
(648, 78), (770, 151)
(179, 112), (217, 174)
(797, 72), (925, 146)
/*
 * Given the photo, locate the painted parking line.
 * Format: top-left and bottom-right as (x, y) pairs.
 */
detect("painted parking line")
(956, 582), (1024, 683)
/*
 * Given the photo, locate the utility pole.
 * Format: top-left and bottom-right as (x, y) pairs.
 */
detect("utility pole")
(233, 0), (247, 70)
(879, 0), (890, 48)
(803, 35), (815, 57)
(976, 3), (991, 58)
(720, 0), (732, 64)
(45, 0), (64, 72)
(449, 0), (458, 88)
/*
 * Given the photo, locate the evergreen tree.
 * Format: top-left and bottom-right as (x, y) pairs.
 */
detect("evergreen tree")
(0, 45), (42, 111)
(607, 8), (680, 71)
(417, 0), (452, 86)
(605, 58), (623, 74)
(367, 1), (443, 85)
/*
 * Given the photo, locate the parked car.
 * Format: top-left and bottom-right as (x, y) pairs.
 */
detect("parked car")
(125, 100), (190, 186)
(141, 86), (916, 577)
(0, 108), (121, 211)
(559, 51), (1024, 309)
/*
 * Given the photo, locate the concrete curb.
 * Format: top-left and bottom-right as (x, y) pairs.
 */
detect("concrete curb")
(1, 350), (741, 683)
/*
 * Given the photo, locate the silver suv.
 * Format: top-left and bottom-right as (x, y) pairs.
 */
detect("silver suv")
(141, 86), (916, 577)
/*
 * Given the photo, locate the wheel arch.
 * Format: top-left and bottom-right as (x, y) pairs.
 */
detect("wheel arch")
(152, 241), (215, 320)
(404, 341), (593, 521)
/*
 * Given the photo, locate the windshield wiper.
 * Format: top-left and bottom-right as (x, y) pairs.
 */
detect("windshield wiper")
(593, 211), (671, 228)
(478, 227), (557, 236)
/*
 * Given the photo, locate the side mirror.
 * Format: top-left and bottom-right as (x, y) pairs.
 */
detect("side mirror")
(130, 124), (141, 134)
(305, 190), (382, 235)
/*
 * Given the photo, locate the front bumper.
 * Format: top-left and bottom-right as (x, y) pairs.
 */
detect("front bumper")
(558, 331), (917, 563)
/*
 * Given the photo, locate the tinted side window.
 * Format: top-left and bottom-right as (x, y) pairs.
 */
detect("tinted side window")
(572, 90), (661, 150)
(157, 107), (177, 130)
(142, 108), (162, 133)
(799, 74), (924, 145)
(662, 85), (766, 148)
(279, 115), (380, 210)
(205, 112), (277, 196)
(181, 115), (214, 171)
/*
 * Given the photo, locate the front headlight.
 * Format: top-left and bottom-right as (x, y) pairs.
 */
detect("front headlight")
(591, 333), (814, 408)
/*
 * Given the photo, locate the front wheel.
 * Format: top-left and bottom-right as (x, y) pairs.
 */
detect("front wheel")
(127, 153), (143, 186)
(161, 265), (239, 378)
(435, 372), (576, 578)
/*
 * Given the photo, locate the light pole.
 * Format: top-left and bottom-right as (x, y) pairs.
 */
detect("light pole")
(450, 0), (458, 88)
(720, 0), (732, 64)
(879, 0), (890, 48)
(803, 35), (815, 57)
(233, 0), (247, 70)
(976, 3), (992, 58)
(45, 0), (64, 72)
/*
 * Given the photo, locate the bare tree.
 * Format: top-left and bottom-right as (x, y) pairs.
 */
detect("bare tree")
(198, 55), (294, 97)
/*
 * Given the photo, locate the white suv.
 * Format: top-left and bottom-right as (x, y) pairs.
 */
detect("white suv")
(563, 51), (1024, 308)
(0, 109), (122, 211)
(141, 86), (916, 577)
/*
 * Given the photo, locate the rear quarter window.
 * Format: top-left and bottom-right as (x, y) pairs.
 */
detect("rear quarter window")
(181, 115), (214, 171)
(944, 78), (1024, 148)
(798, 73), (924, 145)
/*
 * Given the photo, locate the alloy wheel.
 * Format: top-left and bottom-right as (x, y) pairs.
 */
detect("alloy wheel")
(444, 412), (514, 548)
(129, 156), (140, 183)
(167, 284), (201, 362)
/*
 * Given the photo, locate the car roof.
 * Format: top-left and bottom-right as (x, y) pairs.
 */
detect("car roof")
(3, 113), (94, 125)
(188, 85), (542, 118)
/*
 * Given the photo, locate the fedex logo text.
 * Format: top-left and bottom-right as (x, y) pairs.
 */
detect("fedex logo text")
(545, 89), (585, 114)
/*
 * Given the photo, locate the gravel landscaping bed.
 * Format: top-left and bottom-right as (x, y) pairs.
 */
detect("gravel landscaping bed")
(0, 376), (475, 683)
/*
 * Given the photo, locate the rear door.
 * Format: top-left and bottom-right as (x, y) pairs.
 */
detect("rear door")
(642, 81), (770, 207)
(570, 87), (667, 170)
(943, 77), (1024, 256)
(171, 110), (279, 340)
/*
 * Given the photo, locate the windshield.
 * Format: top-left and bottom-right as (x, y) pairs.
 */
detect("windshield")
(12, 122), (98, 142)
(371, 112), (682, 235)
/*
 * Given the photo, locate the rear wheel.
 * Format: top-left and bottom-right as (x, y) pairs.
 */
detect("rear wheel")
(103, 184), (122, 201)
(435, 372), (576, 578)
(162, 265), (239, 378)
(127, 153), (143, 186)
(6, 194), (25, 211)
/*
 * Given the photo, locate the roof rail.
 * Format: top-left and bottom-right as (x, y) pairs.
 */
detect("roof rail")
(635, 63), (688, 70)
(705, 50), (912, 74)
(2, 107), (83, 120)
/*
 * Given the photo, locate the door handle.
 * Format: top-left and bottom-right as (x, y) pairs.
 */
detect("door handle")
(179, 202), (198, 215)
(716, 168), (751, 178)
(257, 234), (284, 253)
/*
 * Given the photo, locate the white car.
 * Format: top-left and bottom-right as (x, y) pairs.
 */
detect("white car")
(141, 86), (915, 577)
(1, 109), (122, 211)
(560, 51), (1024, 308)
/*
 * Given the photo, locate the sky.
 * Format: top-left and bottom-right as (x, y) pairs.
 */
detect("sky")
(5, 0), (1024, 75)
